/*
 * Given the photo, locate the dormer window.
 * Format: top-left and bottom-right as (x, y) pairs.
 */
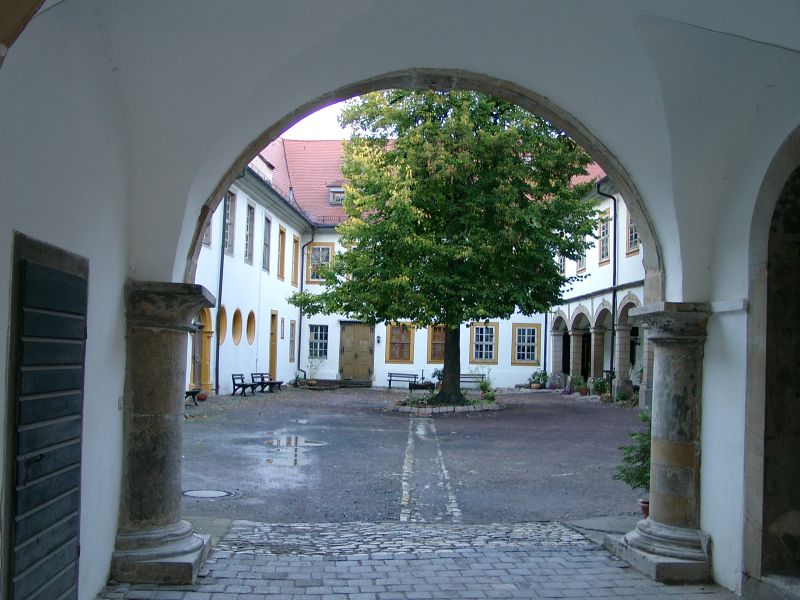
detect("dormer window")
(329, 187), (345, 206)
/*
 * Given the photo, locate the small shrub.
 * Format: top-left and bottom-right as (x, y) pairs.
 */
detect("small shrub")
(476, 372), (496, 402)
(615, 388), (631, 404)
(431, 368), (443, 383)
(613, 410), (651, 492)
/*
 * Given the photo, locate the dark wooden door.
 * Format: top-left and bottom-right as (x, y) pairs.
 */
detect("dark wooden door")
(7, 238), (87, 600)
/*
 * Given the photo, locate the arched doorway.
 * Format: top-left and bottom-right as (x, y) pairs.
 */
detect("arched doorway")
(569, 308), (591, 381)
(762, 164), (800, 576)
(615, 293), (643, 398)
(592, 303), (613, 380)
(550, 312), (569, 383)
(744, 125), (800, 595)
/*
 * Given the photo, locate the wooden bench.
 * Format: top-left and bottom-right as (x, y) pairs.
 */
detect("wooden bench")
(251, 372), (284, 393)
(387, 372), (418, 389)
(231, 373), (258, 396)
(460, 373), (486, 386)
(185, 388), (202, 406)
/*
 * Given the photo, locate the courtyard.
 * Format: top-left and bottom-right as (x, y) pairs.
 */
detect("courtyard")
(97, 388), (734, 598)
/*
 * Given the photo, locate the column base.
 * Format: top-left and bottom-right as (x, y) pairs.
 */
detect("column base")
(111, 520), (210, 584)
(604, 519), (712, 583)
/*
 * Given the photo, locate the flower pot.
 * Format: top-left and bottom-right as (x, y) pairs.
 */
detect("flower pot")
(530, 383), (542, 390)
(579, 387), (589, 396)
(196, 392), (208, 402)
(638, 499), (650, 518)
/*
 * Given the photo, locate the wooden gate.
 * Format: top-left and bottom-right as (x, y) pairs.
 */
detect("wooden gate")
(6, 234), (87, 600)
(339, 323), (374, 383)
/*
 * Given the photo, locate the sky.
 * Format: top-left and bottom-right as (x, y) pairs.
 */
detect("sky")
(282, 101), (351, 140)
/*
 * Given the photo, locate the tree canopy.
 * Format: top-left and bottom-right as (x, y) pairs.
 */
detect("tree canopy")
(289, 90), (599, 402)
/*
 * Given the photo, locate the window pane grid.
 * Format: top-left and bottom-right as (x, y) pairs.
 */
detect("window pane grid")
(310, 246), (331, 280)
(430, 326), (445, 362)
(244, 205), (255, 263)
(389, 325), (411, 361)
(224, 193), (236, 255)
(473, 326), (495, 361)
(262, 217), (271, 270)
(515, 327), (537, 362)
(308, 324), (328, 358)
(628, 214), (639, 252)
(599, 215), (610, 262)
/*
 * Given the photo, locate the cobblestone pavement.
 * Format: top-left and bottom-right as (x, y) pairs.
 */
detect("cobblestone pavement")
(97, 521), (734, 599)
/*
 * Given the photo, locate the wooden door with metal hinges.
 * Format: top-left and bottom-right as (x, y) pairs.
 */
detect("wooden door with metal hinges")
(339, 323), (374, 383)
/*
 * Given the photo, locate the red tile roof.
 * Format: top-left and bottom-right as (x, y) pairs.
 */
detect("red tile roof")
(256, 138), (606, 223)
(260, 139), (346, 223)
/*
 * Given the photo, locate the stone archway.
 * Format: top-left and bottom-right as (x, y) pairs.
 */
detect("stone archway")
(120, 69), (669, 585)
(744, 124), (800, 594)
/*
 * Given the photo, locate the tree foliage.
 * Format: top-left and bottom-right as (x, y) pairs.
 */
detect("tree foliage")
(289, 90), (599, 401)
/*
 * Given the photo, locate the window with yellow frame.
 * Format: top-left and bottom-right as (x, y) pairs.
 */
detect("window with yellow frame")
(306, 242), (335, 284)
(470, 322), (498, 365)
(386, 322), (415, 364)
(427, 325), (446, 363)
(277, 226), (286, 280)
(598, 209), (611, 265)
(511, 323), (541, 365)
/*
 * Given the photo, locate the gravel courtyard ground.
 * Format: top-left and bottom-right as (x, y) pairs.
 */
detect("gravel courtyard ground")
(180, 386), (645, 525)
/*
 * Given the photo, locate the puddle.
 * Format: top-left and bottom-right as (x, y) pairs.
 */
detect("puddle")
(262, 434), (326, 467)
(183, 489), (233, 498)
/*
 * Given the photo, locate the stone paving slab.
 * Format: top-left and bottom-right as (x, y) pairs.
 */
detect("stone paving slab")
(97, 521), (735, 599)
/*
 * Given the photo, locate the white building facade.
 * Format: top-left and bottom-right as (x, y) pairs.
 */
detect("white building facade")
(194, 141), (646, 396)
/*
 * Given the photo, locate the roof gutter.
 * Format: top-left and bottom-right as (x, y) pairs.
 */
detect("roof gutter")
(595, 176), (618, 382)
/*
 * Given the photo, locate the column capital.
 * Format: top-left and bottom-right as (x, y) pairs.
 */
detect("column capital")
(615, 324), (632, 333)
(629, 302), (710, 340)
(568, 328), (586, 336)
(589, 326), (606, 335)
(126, 281), (215, 332)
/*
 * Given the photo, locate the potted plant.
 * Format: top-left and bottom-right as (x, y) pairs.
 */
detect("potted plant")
(570, 374), (588, 396)
(590, 376), (607, 397)
(529, 369), (548, 389)
(613, 410), (651, 517)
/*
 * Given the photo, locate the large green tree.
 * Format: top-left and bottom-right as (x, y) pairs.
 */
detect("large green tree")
(290, 90), (598, 403)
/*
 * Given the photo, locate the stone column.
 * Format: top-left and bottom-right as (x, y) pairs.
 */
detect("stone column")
(639, 325), (655, 408)
(590, 327), (606, 379)
(613, 325), (632, 397)
(550, 330), (564, 379)
(568, 329), (583, 380)
(605, 302), (711, 583)
(111, 282), (215, 584)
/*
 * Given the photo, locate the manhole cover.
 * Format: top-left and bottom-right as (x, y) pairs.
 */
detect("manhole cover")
(183, 489), (233, 498)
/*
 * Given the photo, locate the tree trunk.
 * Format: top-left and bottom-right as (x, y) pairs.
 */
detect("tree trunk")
(438, 326), (464, 404)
